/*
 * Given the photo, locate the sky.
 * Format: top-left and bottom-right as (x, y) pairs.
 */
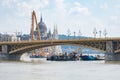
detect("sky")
(0, 0), (120, 37)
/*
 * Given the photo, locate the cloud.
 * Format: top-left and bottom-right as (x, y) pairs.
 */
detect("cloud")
(115, 5), (120, 9)
(110, 16), (118, 21)
(69, 2), (90, 16)
(55, 0), (66, 12)
(48, 0), (67, 18)
(2, 0), (19, 8)
(110, 16), (120, 24)
(2, 0), (10, 6)
(39, 0), (49, 8)
(2, 0), (49, 10)
(93, 0), (97, 5)
(100, 3), (108, 10)
(74, 2), (81, 6)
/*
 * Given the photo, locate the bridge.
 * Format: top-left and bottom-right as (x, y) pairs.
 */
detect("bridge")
(1, 38), (120, 61)
(0, 10), (120, 61)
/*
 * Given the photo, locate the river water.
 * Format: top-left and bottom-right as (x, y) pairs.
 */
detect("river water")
(0, 60), (120, 80)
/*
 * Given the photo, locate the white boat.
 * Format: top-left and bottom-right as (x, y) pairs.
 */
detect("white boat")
(30, 57), (46, 62)
(30, 55), (47, 62)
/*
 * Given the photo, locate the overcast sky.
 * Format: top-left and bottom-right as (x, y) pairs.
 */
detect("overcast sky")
(0, 0), (120, 37)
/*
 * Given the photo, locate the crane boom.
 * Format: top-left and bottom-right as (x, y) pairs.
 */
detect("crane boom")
(30, 10), (45, 56)
(31, 10), (41, 40)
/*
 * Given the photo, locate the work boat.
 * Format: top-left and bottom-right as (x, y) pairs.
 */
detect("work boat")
(80, 54), (104, 61)
(30, 52), (46, 62)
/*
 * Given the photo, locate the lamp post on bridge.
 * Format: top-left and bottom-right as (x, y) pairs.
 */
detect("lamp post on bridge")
(93, 28), (97, 38)
(99, 30), (102, 38)
(103, 29), (107, 38)
(78, 30), (82, 39)
(67, 29), (71, 40)
(74, 32), (76, 39)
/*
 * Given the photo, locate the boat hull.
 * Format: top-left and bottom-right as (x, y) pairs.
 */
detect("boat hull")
(30, 55), (46, 62)
(80, 55), (104, 61)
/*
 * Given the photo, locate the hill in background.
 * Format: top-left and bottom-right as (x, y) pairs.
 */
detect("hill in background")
(59, 34), (87, 40)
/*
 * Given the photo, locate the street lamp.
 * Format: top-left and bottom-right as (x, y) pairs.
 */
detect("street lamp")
(74, 32), (76, 39)
(103, 29), (107, 38)
(93, 28), (97, 38)
(99, 30), (102, 38)
(78, 30), (82, 39)
(67, 29), (71, 40)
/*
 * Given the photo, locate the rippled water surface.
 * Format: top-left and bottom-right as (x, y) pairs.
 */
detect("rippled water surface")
(0, 60), (120, 80)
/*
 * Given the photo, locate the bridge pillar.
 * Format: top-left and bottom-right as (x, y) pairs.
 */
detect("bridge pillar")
(2, 45), (8, 53)
(0, 45), (9, 60)
(105, 41), (120, 61)
(0, 45), (22, 60)
(8, 53), (23, 60)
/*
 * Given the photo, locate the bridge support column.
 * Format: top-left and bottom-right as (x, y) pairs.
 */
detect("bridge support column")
(2, 45), (8, 53)
(0, 45), (9, 60)
(105, 41), (120, 61)
(0, 45), (22, 60)
(8, 53), (23, 61)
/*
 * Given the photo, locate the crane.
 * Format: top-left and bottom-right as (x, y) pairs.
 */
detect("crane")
(30, 10), (45, 56)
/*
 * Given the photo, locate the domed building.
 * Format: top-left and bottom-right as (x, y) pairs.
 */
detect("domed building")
(33, 14), (62, 55)
(34, 15), (47, 40)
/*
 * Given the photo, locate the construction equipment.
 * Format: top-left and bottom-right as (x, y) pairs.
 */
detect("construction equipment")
(30, 10), (45, 56)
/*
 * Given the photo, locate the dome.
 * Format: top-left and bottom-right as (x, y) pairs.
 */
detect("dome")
(38, 16), (47, 33)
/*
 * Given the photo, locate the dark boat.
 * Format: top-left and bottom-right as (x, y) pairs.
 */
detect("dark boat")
(80, 55), (104, 61)
(47, 52), (77, 61)
(30, 55), (45, 58)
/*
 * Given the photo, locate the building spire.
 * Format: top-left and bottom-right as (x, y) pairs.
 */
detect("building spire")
(40, 13), (43, 22)
(53, 24), (56, 34)
(56, 24), (58, 35)
(52, 24), (59, 40)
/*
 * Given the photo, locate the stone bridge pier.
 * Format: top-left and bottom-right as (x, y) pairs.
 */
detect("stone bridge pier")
(0, 45), (22, 60)
(0, 45), (9, 60)
(105, 41), (120, 61)
(8, 53), (23, 60)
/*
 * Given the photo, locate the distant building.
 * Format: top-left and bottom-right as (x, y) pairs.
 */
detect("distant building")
(20, 34), (30, 41)
(34, 15), (47, 40)
(33, 14), (62, 55)
(0, 33), (21, 42)
(0, 33), (11, 41)
(11, 35), (20, 42)
(52, 25), (62, 55)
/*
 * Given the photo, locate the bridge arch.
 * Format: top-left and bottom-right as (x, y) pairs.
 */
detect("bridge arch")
(9, 42), (106, 54)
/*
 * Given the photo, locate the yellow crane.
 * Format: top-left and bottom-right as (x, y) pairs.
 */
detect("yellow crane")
(30, 10), (45, 56)
(31, 10), (41, 40)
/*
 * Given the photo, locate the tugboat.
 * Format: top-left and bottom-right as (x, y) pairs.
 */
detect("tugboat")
(80, 53), (104, 61)
(75, 47), (104, 61)
(47, 52), (78, 61)
(30, 49), (46, 62)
